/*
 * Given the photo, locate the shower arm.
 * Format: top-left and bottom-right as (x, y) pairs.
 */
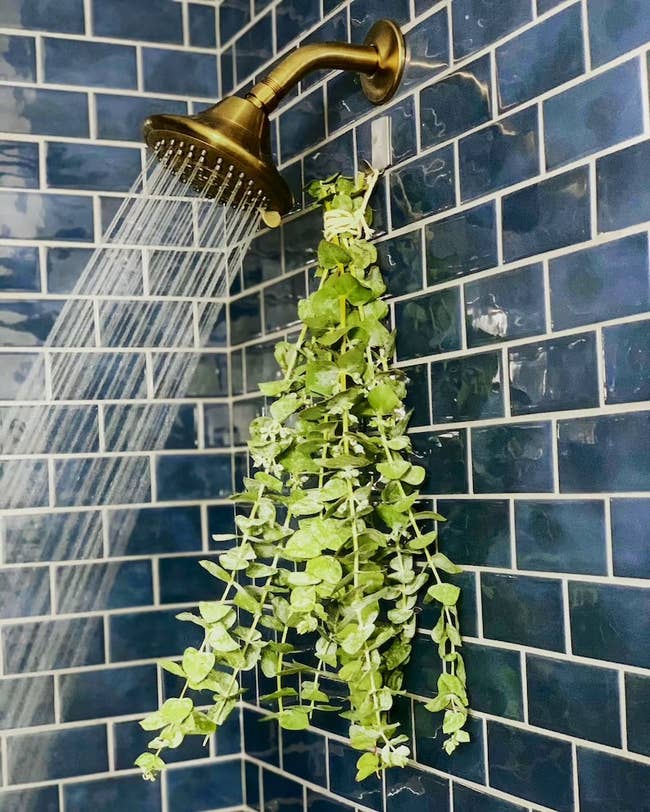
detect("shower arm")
(247, 19), (406, 114)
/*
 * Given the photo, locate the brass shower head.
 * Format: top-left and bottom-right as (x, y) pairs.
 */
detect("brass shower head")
(143, 19), (406, 216)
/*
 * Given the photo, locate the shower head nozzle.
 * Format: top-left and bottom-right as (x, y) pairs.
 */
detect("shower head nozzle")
(143, 19), (406, 217)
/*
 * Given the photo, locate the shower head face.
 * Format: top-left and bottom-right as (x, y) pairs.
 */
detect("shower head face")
(143, 96), (293, 215)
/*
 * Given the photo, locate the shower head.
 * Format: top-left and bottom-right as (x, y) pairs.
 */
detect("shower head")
(143, 19), (406, 216)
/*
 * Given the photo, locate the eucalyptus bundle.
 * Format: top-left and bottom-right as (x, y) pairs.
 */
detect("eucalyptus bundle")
(136, 170), (469, 783)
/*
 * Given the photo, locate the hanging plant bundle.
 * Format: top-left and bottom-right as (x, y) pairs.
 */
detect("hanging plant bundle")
(136, 169), (469, 783)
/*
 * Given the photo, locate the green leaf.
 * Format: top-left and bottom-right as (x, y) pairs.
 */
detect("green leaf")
(355, 751), (380, 781)
(318, 239), (351, 268)
(347, 239), (377, 270)
(407, 531), (438, 551)
(158, 659), (185, 678)
(350, 724), (380, 750)
(160, 698), (193, 724)
(426, 582), (461, 606)
(430, 552), (463, 574)
(135, 752), (165, 775)
(376, 458), (410, 481)
(140, 710), (167, 731)
(306, 359), (339, 397)
(367, 382), (401, 414)
(198, 602), (232, 623)
(279, 707), (311, 730)
(443, 708), (467, 734)
(199, 560), (231, 582)
(258, 379), (291, 397)
(270, 392), (301, 422)
(306, 555), (343, 584)
(207, 624), (239, 652)
(182, 648), (215, 684)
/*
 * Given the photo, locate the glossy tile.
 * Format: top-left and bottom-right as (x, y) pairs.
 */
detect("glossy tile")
(544, 59), (643, 168)
(47, 142), (141, 192)
(376, 230), (423, 296)
(437, 499), (511, 567)
(420, 54), (492, 148)
(189, 3), (216, 48)
(327, 70), (369, 134)
(0, 34), (35, 80)
(0, 352), (44, 399)
(414, 705), (485, 783)
(64, 775), (161, 812)
(411, 429), (468, 494)
(418, 570), (478, 638)
(496, 5), (584, 111)
(0, 246), (40, 291)
(283, 729), (327, 786)
(92, 0), (181, 43)
(569, 581), (650, 667)
(465, 262), (546, 348)
(244, 707), (280, 765)
(430, 350), (503, 422)
(515, 499), (607, 574)
(625, 674), (650, 756)
(577, 748), (650, 812)
(550, 234), (650, 330)
(482, 572), (565, 650)
(386, 765), (449, 812)
(588, 0), (650, 66)
(110, 607), (201, 663)
(611, 499), (650, 579)
(0, 459), (48, 508)
(503, 166), (590, 261)
(598, 140), (650, 231)
(96, 94), (187, 142)
(236, 14), (273, 81)
(0, 85), (89, 136)
(264, 272), (305, 332)
(3, 510), (103, 563)
(453, 784), (526, 812)
(463, 641), (524, 720)
(0, 787), (60, 812)
(329, 741), (382, 810)
(558, 412), (650, 492)
(245, 341), (277, 392)
(229, 292), (262, 345)
(276, 0), (320, 50)
(55, 560), (153, 612)
(0, 567), (50, 618)
(0, 191), (94, 241)
(44, 37), (137, 88)
(3, 616), (104, 673)
(166, 761), (243, 811)
(604, 320), (650, 404)
(452, 0), (532, 60)
(350, 0), (409, 39)
(243, 228), (281, 288)
(307, 790), (354, 811)
(472, 422), (553, 493)
(527, 654), (620, 744)
(305, 131), (355, 187)
(159, 553), (229, 604)
(0, 675), (54, 729)
(263, 770), (304, 811)
(509, 333), (599, 415)
(395, 287), (461, 360)
(487, 721), (573, 811)
(283, 206), (321, 272)
(55, 456), (150, 506)
(113, 717), (207, 770)
(7, 725), (108, 783)
(0, 0), (84, 33)
(356, 95), (417, 167)
(459, 107), (539, 200)
(404, 362), (430, 426)
(426, 202), (498, 283)
(142, 48), (218, 98)
(279, 89), (325, 162)
(156, 453), (232, 501)
(390, 146), (456, 228)
(220, 0), (250, 44)
(0, 299), (67, 345)
(59, 664), (157, 722)
(402, 8), (449, 89)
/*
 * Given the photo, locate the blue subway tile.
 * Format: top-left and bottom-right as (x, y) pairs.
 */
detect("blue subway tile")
(395, 287), (461, 360)
(0, 246), (40, 291)
(550, 234), (650, 330)
(264, 272), (305, 332)
(329, 741), (382, 810)
(56, 560), (153, 612)
(300, 10), (348, 90)
(611, 499), (650, 579)
(515, 499), (607, 574)
(236, 14), (273, 81)
(279, 89), (325, 162)
(7, 725), (108, 782)
(0, 352), (44, 400)
(496, 5), (584, 110)
(376, 231), (423, 296)
(156, 453), (232, 500)
(0, 86), (89, 137)
(0, 299), (72, 346)
(460, 107), (539, 200)
(402, 9), (449, 89)
(220, 0), (250, 43)
(420, 54), (492, 148)
(482, 572), (565, 650)
(544, 59), (643, 168)
(527, 654), (620, 745)
(142, 48), (218, 98)
(426, 202), (498, 283)
(502, 166), (590, 261)
(419, 570), (478, 638)
(0, 0), (84, 33)
(509, 333), (599, 415)
(569, 581), (650, 668)
(276, 0), (320, 49)
(52, 351), (146, 400)
(415, 704), (485, 783)
(0, 675), (54, 729)
(605, 320), (650, 404)
(558, 412), (650, 492)
(430, 350), (503, 422)
(246, 762), (261, 810)
(465, 263), (545, 348)
(2, 616), (104, 673)
(244, 707), (280, 765)
(0, 140), (38, 188)
(232, 397), (262, 444)
(390, 146), (456, 228)
(305, 131), (355, 187)
(0, 459), (48, 508)
(283, 207), (322, 272)
(411, 430), (468, 494)
(44, 38), (137, 88)
(472, 422), (553, 492)
(453, 0), (532, 60)
(245, 341), (277, 392)
(263, 770), (303, 811)
(47, 143), (141, 192)
(626, 674), (650, 756)
(113, 718), (207, 770)
(438, 499), (511, 567)
(55, 456), (150, 506)
(96, 94), (187, 142)
(0, 787), (59, 812)
(453, 784), (526, 812)
(0, 34), (35, 80)
(283, 729), (327, 786)
(357, 96), (417, 167)
(404, 362), (430, 426)
(229, 291), (262, 344)
(189, 3), (216, 48)
(0, 191), (94, 241)
(350, 0), (410, 39)
(598, 140), (650, 231)
(487, 721), (573, 811)
(577, 747), (650, 811)
(159, 554), (228, 604)
(326, 71), (369, 134)
(386, 765), (449, 812)
(0, 567), (50, 618)
(166, 761), (243, 810)
(103, 403), (196, 451)
(4, 510), (103, 564)
(93, 0), (181, 42)
(46, 247), (94, 293)
(173, 353), (229, 398)
(65, 775), (161, 812)
(59, 664), (157, 722)
(110, 608), (201, 663)
(588, 0), (650, 66)
(307, 790), (353, 811)
(204, 402), (231, 447)
(242, 228), (281, 288)
(403, 632), (443, 696)
(463, 641), (524, 720)
(230, 348), (244, 395)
